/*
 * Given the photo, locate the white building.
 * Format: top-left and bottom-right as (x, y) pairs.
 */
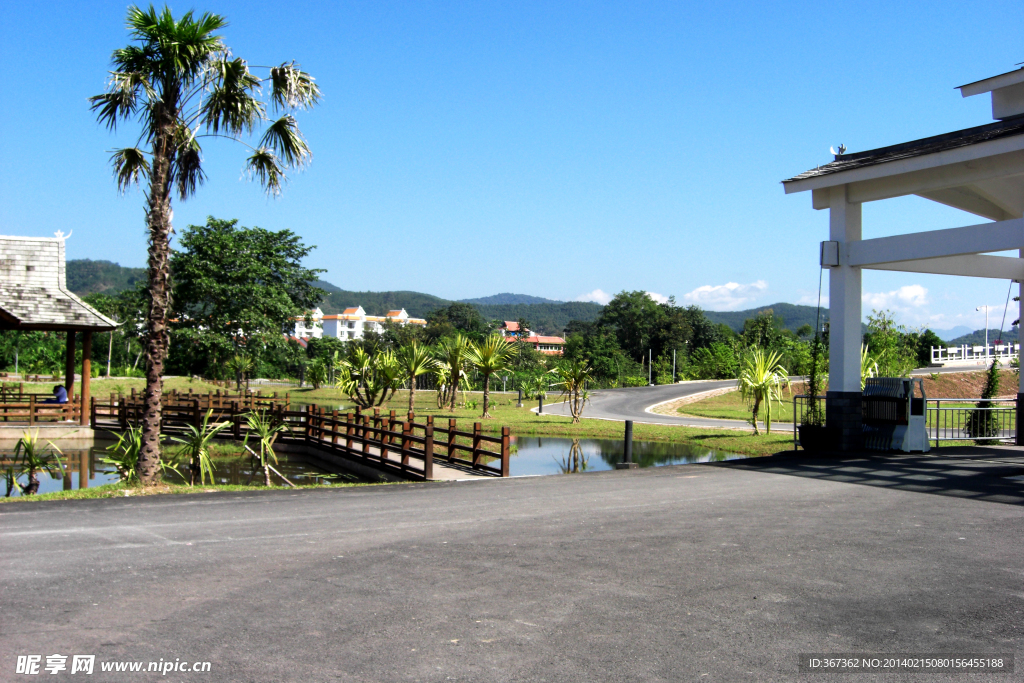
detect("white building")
(292, 306), (427, 341)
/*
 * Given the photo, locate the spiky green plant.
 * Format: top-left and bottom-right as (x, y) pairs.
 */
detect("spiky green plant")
(169, 410), (231, 485)
(397, 341), (438, 413)
(335, 347), (402, 408)
(11, 431), (64, 496)
(90, 5), (321, 484)
(244, 410), (290, 487)
(468, 335), (515, 417)
(861, 343), (878, 390)
(436, 335), (472, 411)
(100, 424), (144, 483)
(739, 348), (789, 435)
(227, 353), (255, 391)
(554, 359), (593, 423)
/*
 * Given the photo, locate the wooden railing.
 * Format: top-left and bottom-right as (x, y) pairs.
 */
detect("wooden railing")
(0, 395), (82, 424)
(91, 399), (511, 480)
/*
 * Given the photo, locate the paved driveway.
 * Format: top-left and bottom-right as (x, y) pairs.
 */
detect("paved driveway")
(2, 450), (1022, 681)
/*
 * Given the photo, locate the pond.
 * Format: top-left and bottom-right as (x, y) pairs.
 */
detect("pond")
(508, 436), (749, 476)
(2, 445), (360, 497)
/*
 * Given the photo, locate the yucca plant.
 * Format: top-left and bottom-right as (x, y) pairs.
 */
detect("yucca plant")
(306, 358), (328, 390)
(169, 410), (231, 485)
(436, 335), (472, 411)
(554, 359), (593, 423)
(99, 424), (144, 483)
(739, 347), (789, 435)
(227, 353), (255, 391)
(11, 431), (64, 496)
(397, 341), (437, 413)
(244, 410), (290, 487)
(335, 347), (402, 408)
(861, 343), (878, 390)
(467, 335), (515, 418)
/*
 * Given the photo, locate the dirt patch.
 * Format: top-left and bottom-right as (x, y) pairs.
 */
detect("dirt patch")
(920, 369), (1017, 399)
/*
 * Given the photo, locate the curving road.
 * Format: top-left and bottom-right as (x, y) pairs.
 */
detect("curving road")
(540, 379), (753, 429)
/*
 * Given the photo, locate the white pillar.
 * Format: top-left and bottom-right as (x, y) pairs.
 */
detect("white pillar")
(1019, 252), (1023, 395)
(829, 185), (862, 391)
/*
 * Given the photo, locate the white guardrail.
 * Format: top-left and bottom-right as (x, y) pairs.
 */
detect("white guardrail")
(931, 343), (1019, 365)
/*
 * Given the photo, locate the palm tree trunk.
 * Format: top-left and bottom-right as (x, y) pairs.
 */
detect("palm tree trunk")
(482, 373), (490, 418)
(138, 126), (174, 486)
(449, 366), (459, 411)
(408, 377), (416, 414)
(263, 454), (272, 487)
(751, 396), (761, 435)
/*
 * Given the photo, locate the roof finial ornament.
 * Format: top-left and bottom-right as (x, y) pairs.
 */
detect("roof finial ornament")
(829, 144), (847, 158)
(53, 229), (73, 240)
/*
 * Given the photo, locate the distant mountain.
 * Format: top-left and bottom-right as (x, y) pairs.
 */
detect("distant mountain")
(944, 327), (1019, 347)
(930, 326), (973, 341)
(460, 293), (562, 305)
(473, 301), (603, 334)
(66, 259), (146, 295)
(704, 302), (828, 334)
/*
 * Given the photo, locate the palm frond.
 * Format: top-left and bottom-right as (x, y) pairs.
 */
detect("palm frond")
(173, 124), (206, 199)
(202, 57), (264, 135)
(89, 71), (147, 131)
(269, 62), (322, 111)
(245, 148), (285, 196)
(258, 115), (311, 168)
(110, 147), (151, 193)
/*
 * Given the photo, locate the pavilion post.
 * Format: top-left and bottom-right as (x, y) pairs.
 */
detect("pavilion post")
(826, 185), (863, 451)
(65, 331), (76, 399)
(1017, 272), (1023, 446)
(81, 331), (92, 426)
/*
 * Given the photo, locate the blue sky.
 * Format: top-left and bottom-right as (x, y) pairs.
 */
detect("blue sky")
(1, 1), (1022, 334)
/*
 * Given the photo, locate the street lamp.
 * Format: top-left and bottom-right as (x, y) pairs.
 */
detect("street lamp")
(977, 305), (991, 356)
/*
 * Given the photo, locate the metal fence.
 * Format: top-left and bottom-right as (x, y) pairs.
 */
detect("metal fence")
(792, 394), (1018, 449)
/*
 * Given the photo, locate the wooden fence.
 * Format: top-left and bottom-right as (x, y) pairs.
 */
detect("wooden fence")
(0, 395), (82, 424)
(90, 399), (510, 480)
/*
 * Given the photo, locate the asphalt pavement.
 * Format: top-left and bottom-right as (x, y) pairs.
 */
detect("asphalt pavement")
(3, 449), (1023, 681)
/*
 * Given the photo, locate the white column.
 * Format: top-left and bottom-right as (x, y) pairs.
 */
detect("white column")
(829, 185), (862, 391)
(1019, 251), (1023, 394)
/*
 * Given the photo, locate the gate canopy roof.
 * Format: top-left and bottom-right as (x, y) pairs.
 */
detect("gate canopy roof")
(0, 235), (118, 332)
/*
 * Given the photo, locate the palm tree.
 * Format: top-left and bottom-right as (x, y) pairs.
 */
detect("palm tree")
(738, 348), (789, 435)
(397, 341), (437, 413)
(468, 335), (515, 418)
(90, 6), (321, 485)
(335, 347), (402, 408)
(436, 335), (472, 411)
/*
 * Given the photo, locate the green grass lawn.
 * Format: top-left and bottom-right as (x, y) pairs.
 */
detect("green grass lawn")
(679, 389), (796, 424)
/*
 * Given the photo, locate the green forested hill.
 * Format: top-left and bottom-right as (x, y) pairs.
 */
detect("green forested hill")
(63, 260), (826, 338)
(66, 259), (146, 295)
(704, 302), (828, 333)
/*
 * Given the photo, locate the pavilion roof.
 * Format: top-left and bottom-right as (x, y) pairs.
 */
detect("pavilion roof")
(783, 117), (1024, 185)
(0, 236), (118, 331)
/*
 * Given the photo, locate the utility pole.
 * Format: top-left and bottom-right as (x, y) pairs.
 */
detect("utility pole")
(648, 349), (652, 386)
(977, 305), (991, 356)
(672, 349), (676, 383)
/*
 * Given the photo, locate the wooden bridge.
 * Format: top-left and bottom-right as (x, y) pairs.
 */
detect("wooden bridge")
(90, 391), (511, 481)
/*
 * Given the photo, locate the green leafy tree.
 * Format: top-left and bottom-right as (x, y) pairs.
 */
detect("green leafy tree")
(966, 358), (1001, 440)
(863, 310), (917, 377)
(91, 6), (321, 485)
(598, 291), (665, 363)
(424, 304), (486, 342)
(468, 335), (515, 418)
(171, 218), (325, 377)
(690, 342), (738, 379)
(916, 329), (944, 368)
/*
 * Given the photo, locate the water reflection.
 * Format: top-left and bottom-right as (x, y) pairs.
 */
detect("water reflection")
(512, 436), (748, 477)
(2, 445), (362, 497)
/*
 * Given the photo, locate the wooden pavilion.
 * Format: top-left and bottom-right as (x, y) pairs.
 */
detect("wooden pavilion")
(0, 234), (118, 425)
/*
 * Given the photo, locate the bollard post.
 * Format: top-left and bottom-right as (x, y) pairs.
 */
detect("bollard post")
(538, 395), (543, 414)
(517, 389), (523, 408)
(616, 419), (638, 469)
